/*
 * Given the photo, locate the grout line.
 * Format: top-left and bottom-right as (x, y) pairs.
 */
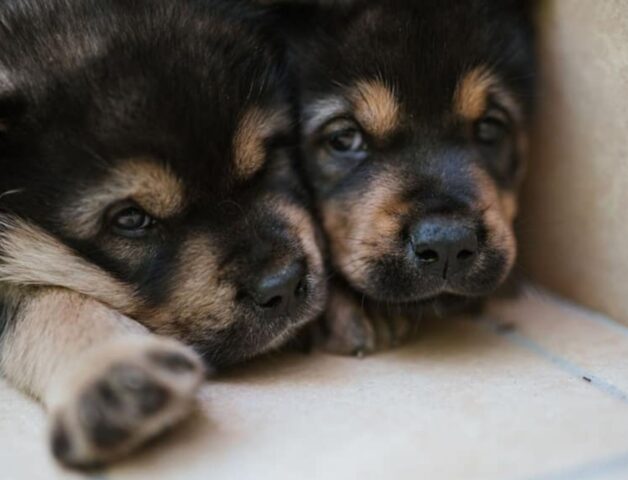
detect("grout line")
(523, 451), (628, 480)
(524, 285), (628, 339)
(481, 315), (628, 404)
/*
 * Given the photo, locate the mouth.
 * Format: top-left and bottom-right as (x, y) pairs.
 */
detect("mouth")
(198, 269), (327, 368)
(345, 246), (509, 305)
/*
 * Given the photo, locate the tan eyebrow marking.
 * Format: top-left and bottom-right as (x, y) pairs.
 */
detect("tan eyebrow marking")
(349, 80), (401, 138)
(454, 67), (523, 122)
(233, 106), (292, 179)
(63, 158), (185, 239)
(455, 68), (494, 120)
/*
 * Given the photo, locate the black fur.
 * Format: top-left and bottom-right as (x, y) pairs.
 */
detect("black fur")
(0, 0), (325, 366)
(279, 0), (537, 321)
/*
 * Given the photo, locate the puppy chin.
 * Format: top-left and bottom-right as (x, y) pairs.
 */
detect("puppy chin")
(344, 256), (512, 305)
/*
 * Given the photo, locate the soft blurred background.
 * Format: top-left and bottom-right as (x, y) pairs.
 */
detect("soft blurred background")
(521, 0), (628, 325)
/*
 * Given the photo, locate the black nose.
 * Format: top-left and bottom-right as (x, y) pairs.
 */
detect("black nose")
(247, 261), (307, 316)
(410, 218), (478, 279)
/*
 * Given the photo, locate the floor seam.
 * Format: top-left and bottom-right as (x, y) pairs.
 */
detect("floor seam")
(481, 315), (628, 404)
(525, 287), (628, 339)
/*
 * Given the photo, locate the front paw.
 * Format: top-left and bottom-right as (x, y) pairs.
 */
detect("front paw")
(49, 337), (205, 468)
(312, 289), (417, 357)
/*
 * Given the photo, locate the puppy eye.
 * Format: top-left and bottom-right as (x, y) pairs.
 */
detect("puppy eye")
(323, 119), (368, 158)
(473, 116), (509, 145)
(108, 203), (155, 237)
(328, 128), (365, 153)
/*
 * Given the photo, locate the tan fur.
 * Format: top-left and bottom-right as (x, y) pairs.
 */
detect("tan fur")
(322, 168), (409, 289)
(257, 196), (327, 352)
(0, 287), (204, 466)
(0, 288), (146, 400)
(454, 67), (494, 121)
(63, 158), (185, 239)
(315, 287), (377, 355)
(471, 166), (517, 278)
(0, 215), (140, 314)
(313, 285), (417, 356)
(148, 233), (235, 335)
(454, 67), (523, 123)
(349, 80), (401, 138)
(144, 195), (325, 347)
(50, 335), (203, 467)
(233, 106), (292, 179)
(514, 126), (530, 186)
(274, 198), (325, 278)
(500, 191), (519, 223)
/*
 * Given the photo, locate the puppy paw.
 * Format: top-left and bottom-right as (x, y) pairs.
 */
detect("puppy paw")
(312, 289), (417, 357)
(49, 337), (205, 468)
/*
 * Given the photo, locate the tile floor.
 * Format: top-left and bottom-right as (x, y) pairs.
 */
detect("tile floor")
(1, 286), (628, 480)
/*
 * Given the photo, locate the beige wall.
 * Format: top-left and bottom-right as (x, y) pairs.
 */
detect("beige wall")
(520, 1), (628, 323)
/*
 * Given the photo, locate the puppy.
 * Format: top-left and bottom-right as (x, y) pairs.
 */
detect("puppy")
(282, 0), (536, 354)
(0, 0), (325, 467)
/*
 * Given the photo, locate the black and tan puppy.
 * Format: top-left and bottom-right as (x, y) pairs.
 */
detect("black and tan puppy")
(0, 0), (325, 467)
(281, 0), (536, 354)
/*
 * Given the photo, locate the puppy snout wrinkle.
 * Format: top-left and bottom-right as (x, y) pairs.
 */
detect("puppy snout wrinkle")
(410, 217), (478, 279)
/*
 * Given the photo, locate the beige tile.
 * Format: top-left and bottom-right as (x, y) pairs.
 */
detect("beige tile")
(108, 307), (628, 480)
(488, 287), (628, 394)
(2, 292), (628, 480)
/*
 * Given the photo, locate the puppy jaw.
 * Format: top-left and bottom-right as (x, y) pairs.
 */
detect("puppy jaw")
(233, 106), (292, 179)
(62, 158), (186, 239)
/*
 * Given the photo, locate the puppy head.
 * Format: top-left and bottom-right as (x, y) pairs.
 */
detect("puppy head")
(0, 0), (325, 366)
(295, 0), (535, 303)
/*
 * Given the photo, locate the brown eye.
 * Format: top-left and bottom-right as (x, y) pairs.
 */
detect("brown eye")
(322, 118), (369, 162)
(474, 116), (509, 145)
(109, 204), (155, 237)
(328, 128), (365, 153)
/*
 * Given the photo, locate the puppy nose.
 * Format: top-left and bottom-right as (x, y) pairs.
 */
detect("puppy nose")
(410, 218), (478, 278)
(248, 261), (307, 316)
